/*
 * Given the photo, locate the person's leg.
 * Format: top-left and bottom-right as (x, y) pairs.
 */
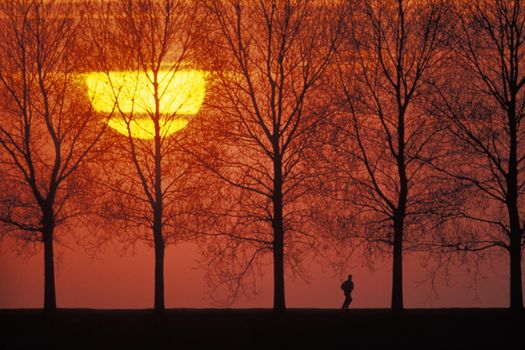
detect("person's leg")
(342, 296), (350, 309)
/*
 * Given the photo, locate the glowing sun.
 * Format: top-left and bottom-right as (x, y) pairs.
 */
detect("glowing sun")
(84, 70), (206, 139)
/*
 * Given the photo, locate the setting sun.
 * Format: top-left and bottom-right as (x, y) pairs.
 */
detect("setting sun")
(84, 70), (206, 139)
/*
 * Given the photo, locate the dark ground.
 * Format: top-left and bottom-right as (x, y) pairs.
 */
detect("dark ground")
(0, 309), (524, 350)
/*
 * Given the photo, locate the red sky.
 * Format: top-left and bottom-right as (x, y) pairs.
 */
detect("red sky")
(0, 241), (516, 309)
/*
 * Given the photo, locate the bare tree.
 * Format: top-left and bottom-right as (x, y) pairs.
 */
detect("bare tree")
(87, 0), (205, 311)
(330, 0), (450, 310)
(0, 0), (106, 311)
(194, 0), (344, 312)
(431, 0), (525, 311)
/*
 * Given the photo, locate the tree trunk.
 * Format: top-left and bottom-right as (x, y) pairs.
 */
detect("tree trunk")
(273, 223), (285, 312)
(153, 91), (165, 312)
(273, 155), (286, 312)
(507, 100), (523, 312)
(42, 222), (56, 311)
(392, 105), (407, 311)
(391, 214), (404, 311)
(509, 231), (523, 312)
(153, 222), (165, 312)
(152, 164), (165, 311)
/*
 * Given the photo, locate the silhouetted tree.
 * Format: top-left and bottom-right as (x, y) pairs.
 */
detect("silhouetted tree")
(329, 0), (451, 310)
(431, 0), (525, 312)
(87, 0), (205, 311)
(194, 0), (344, 312)
(0, 0), (106, 311)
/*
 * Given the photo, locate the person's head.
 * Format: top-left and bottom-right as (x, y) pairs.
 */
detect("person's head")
(348, 274), (352, 280)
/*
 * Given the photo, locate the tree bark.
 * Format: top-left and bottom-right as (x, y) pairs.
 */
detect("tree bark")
(507, 150), (523, 312)
(153, 223), (165, 312)
(391, 214), (404, 311)
(392, 106), (407, 311)
(153, 107), (165, 312)
(509, 231), (523, 312)
(272, 155), (286, 312)
(507, 98), (523, 312)
(42, 213), (56, 311)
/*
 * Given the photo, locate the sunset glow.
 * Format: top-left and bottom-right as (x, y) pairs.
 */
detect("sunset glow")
(84, 70), (206, 139)
(1, 2), (524, 345)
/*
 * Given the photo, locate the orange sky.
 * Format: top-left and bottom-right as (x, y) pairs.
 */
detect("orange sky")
(0, 242), (515, 309)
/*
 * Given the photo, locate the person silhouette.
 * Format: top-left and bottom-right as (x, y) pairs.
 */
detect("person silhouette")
(340, 274), (354, 310)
